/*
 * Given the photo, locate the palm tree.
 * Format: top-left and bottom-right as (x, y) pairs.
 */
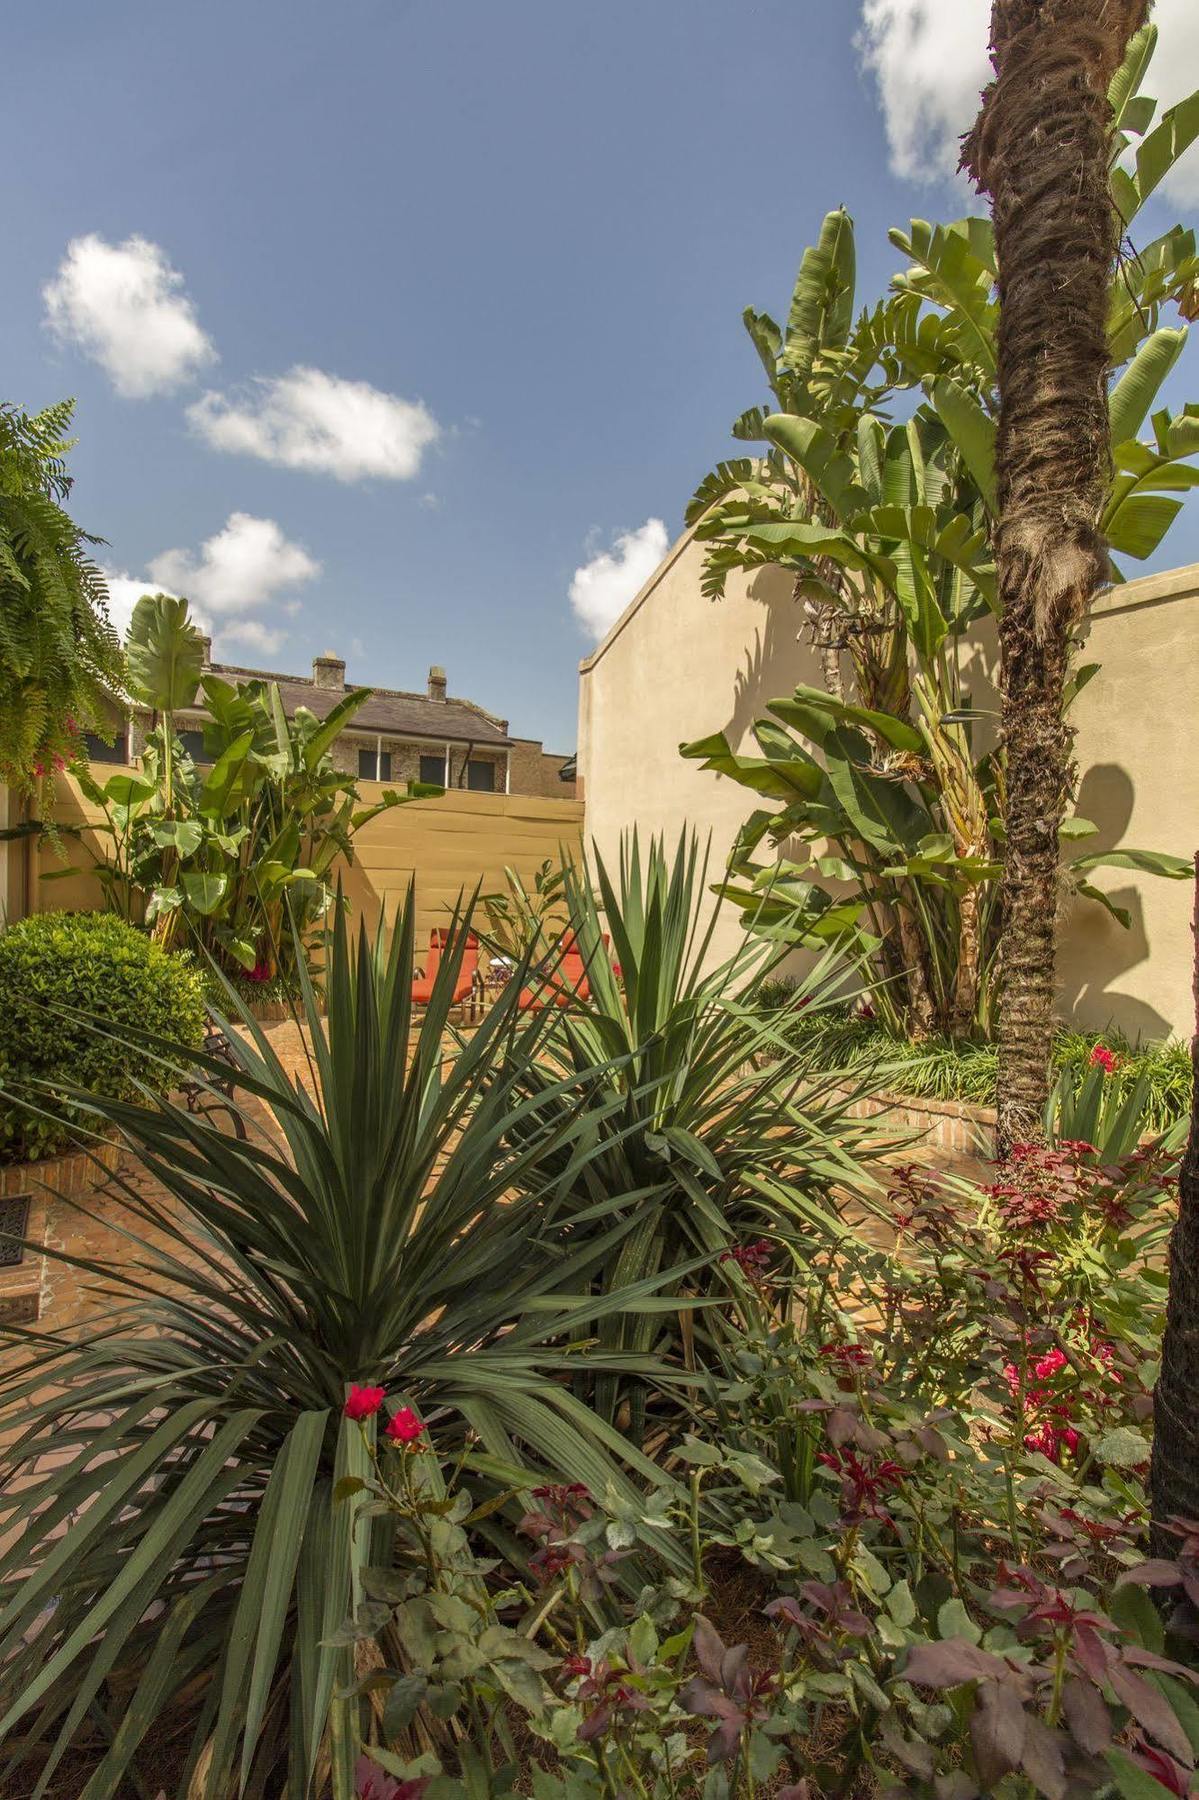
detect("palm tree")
(962, 0), (1150, 1152)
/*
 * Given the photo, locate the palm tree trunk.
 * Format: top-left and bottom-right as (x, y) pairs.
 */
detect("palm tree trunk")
(1150, 860), (1199, 1546)
(962, 0), (1148, 1154)
(951, 883), (983, 1041)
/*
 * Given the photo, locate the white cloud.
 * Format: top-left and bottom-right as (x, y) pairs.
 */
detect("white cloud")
(857, 0), (1199, 202)
(187, 365), (440, 481)
(149, 512), (319, 615)
(43, 234), (215, 398)
(101, 513), (319, 661)
(100, 570), (188, 644)
(569, 518), (670, 641)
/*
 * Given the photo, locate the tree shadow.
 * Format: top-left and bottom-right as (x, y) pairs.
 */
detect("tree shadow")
(718, 570), (806, 752)
(1055, 762), (1173, 1041)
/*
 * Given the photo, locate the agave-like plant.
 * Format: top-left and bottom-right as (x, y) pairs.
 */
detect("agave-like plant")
(508, 831), (885, 1436)
(0, 894), (697, 1800)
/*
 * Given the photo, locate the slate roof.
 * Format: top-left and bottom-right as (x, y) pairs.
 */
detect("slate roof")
(185, 664), (512, 749)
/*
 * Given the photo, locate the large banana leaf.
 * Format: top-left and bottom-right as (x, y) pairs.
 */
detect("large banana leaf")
(125, 592), (204, 713)
(1103, 407), (1199, 561)
(0, 892), (705, 1799)
(783, 205), (856, 375)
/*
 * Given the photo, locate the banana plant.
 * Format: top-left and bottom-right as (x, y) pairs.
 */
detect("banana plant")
(683, 25), (1197, 1041)
(56, 594), (435, 981)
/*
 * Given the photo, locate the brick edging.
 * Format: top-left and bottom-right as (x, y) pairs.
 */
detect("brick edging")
(0, 1142), (121, 1323)
(830, 1082), (996, 1158)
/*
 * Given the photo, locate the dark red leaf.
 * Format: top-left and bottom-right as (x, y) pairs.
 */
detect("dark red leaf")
(826, 1406), (857, 1447)
(677, 1677), (741, 1725)
(721, 1641), (751, 1701)
(903, 1637), (1011, 1689)
(1061, 1676), (1112, 1754)
(1019, 1717), (1068, 1799)
(1108, 1664), (1195, 1767)
(691, 1614), (727, 1684)
(1071, 1623), (1113, 1685)
(1119, 1560), (1183, 1589)
(577, 1701), (612, 1742)
(970, 1678), (1027, 1786)
(1123, 1647), (1199, 1681)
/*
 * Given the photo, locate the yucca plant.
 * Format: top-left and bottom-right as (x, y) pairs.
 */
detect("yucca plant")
(0, 893), (698, 1800)
(1045, 1058), (1189, 1160)
(509, 831), (885, 1438)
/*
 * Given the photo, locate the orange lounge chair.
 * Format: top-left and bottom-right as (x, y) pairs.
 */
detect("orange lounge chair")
(518, 933), (595, 1010)
(412, 930), (478, 1008)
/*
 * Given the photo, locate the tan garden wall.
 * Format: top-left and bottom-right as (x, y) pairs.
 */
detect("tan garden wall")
(338, 782), (583, 945)
(14, 778), (583, 952)
(577, 530), (1199, 1043)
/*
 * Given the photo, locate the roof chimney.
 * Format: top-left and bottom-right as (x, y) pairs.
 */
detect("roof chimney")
(313, 651), (346, 691)
(428, 664), (447, 703)
(198, 634), (213, 668)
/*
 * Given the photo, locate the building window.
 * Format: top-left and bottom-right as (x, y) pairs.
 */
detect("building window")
(83, 731), (126, 764)
(419, 753), (445, 786)
(466, 760), (496, 793)
(358, 748), (391, 782)
(178, 729), (209, 764)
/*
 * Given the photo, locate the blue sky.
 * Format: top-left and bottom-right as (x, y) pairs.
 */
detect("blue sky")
(6, 0), (1199, 751)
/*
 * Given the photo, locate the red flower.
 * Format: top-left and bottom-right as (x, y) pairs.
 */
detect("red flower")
(1089, 1044), (1118, 1075)
(1024, 1421), (1080, 1462)
(384, 1406), (426, 1446)
(344, 1384), (386, 1420)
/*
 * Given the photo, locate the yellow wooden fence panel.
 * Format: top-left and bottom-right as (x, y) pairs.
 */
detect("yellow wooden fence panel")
(21, 776), (584, 956)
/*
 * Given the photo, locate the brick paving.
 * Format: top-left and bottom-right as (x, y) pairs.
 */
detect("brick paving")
(0, 1020), (319, 1350)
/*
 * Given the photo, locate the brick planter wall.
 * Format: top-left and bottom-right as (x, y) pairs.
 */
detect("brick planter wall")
(833, 1084), (997, 1167)
(0, 1142), (122, 1325)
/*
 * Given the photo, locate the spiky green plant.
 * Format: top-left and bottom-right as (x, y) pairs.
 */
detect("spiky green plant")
(0, 894), (699, 1800)
(508, 831), (885, 1438)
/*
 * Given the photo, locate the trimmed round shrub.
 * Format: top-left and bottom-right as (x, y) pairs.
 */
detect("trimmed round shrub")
(0, 911), (207, 1163)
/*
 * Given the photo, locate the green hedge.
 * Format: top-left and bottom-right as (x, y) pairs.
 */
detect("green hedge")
(0, 912), (207, 1163)
(759, 987), (1192, 1135)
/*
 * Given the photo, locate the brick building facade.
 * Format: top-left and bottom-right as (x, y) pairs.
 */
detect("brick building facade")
(104, 647), (576, 799)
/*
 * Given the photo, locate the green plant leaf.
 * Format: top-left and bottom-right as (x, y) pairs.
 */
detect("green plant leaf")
(125, 593), (204, 712)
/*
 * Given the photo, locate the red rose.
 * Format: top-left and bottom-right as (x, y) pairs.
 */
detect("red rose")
(344, 1384), (386, 1420)
(384, 1406), (426, 1446)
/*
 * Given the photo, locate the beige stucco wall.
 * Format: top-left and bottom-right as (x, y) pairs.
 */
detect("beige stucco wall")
(578, 530), (1198, 1041)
